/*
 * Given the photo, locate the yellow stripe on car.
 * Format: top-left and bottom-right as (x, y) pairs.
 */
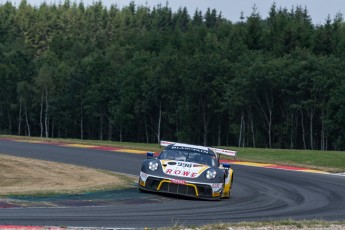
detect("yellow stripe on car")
(212, 192), (221, 197)
(197, 166), (209, 174)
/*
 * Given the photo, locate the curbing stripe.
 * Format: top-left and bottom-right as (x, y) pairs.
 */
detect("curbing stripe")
(13, 140), (47, 144)
(0, 225), (138, 230)
(60, 144), (98, 148)
(89, 146), (121, 151)
(227, 161), (273, 167)
(111, 149), (148, 154)
(221, 159), (330, 174)
(0, 226), (62, 230)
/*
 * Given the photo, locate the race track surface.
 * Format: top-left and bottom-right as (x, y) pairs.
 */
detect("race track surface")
(0, 139), (344, 228)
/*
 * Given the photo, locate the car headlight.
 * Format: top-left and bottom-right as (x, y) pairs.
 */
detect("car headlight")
(148, 161), (159, 171)
(206, 169), (217, 179)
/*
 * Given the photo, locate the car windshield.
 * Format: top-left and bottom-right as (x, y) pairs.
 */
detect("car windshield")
(158, 149), (217, 167)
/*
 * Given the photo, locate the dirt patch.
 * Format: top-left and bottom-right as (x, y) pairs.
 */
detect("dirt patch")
(0, 153), (136, 196)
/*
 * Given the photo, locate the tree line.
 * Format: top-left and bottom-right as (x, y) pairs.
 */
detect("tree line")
(1, 1), (345, 150)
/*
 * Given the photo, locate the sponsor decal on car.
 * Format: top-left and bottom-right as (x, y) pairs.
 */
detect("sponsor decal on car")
(211, 183), (224, 193)
(171, 146), (209, 154)
(193, 164), (203, 167)
(161, 160), (208, 178)
(177, 162), (192, 168)
(171, 179), (187, 185)
(140, 171), (148, 182)
(211, 183), (223, 189)
(165, 169), (198, 178)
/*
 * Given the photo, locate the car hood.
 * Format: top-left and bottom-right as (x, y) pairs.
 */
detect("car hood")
(159, 160), (210, 179)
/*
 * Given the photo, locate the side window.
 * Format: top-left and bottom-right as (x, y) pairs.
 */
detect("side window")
(158, 151), (169, 159)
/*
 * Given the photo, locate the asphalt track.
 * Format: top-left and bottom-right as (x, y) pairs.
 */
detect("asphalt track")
(0, 139), (345, 228)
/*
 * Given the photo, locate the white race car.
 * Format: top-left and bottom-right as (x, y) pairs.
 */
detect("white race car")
(138, 141), (236, 200)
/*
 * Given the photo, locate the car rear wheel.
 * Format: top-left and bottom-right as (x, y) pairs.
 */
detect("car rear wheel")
(222, 172), (234, 199)
(228, 173), (234, 198)
(220, 175), (229, 199)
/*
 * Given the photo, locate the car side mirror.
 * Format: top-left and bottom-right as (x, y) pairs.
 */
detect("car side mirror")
(223, 163), (230, 178)
(147, 152), (154, 159)
(222, 163), (230, 169)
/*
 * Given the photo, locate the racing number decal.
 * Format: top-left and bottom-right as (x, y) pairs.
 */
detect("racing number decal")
(161, 160), (209, 178)
(177, 162), (192, 168)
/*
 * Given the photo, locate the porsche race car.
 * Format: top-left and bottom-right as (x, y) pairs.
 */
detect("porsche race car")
(138, 141), (236, 200)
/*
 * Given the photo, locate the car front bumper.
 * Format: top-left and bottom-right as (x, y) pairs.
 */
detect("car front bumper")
(138, 171), (223, 200)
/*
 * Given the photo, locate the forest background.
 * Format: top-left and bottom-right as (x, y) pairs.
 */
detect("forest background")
(1, 1), (345, 150)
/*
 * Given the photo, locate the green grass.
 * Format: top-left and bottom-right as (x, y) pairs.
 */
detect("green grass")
(1, 135), (345, 172)
(227, 146), (345, 172)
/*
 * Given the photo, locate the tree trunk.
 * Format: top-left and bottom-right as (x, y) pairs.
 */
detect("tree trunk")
(58, 119), (61, 138)
(80, 105), (83, 139)
(309, 108), (314, 150)
(51, 118), (54, 138)
(108, 120), (112, 141)
(242, 115), (246, 147)
(202, 102), (209, 146)
(290, 113), (294, 149)
(157, 103), (162, 144)
(40, 93), (44, 137)
(300, 109), (307, 150)
(257, 92), (273, 148)
(8, 110), (12, 134)
(238, 112), (244, 147)
(24, 103), (30, 137)
(44, 89), (49, 138)
(99, 115), (103, 140)
(119, 122), (123, 142)
(249, 111), (255, 148)
(18, 101), (22, 135)
(145, 118), (149, 143)
(320, 109), (325, 150)
(175, 111), (180, 142)
(217, 121), (221, 146)
(227, 112), (231, 146)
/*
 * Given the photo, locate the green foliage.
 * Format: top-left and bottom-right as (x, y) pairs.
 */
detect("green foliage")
(1, 2), (345, 150)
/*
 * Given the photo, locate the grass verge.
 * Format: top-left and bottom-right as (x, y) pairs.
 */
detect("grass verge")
(226, 146), (345, 173)
(0, 153), (136, 196)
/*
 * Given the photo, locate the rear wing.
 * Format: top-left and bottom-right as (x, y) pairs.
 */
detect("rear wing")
(160, 140), (237, 158)
(160, 140), (176, 147)
(209, 147), (237, 158)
